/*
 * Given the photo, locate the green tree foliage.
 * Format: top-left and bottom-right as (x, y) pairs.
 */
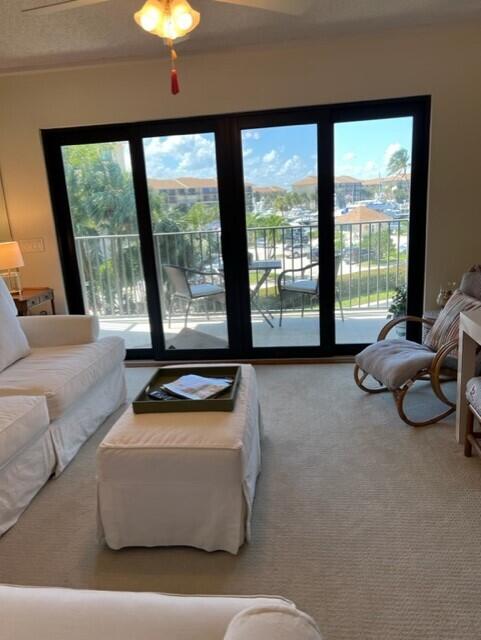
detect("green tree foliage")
(387, 148), (410, 180)
(63, 143), (137, 236)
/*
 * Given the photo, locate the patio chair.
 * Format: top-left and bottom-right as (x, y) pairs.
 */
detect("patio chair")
(163, 265), (225, 328)
(278, 254), (344, 327)
(354, 266), (481, 427)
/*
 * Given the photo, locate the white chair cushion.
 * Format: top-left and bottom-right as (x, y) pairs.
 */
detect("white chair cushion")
(0, 337), (125, 421)
(0, 278), (30, 373)
(0, 395), (50, 470)
(355, 339), (436, 390)
(190, 283), (225, 298)
(282, 279), (317, 294)
(224, 605), (322, 640)
(467, 377), (481, 416)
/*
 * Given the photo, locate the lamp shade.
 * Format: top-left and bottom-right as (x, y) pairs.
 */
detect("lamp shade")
(134, 0), (200, 40)
(0, 241), (24, 270)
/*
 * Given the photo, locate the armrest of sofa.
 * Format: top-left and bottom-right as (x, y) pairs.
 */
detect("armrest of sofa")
(18, 315), (100, 348)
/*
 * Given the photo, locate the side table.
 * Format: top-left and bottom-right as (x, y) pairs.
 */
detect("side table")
(12, 287), (55, 316)
(456, 308), (481, 444)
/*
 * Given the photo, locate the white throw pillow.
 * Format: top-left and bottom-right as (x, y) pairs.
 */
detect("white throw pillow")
(224, 605), (322, 640)
(0, 277), (30, 372)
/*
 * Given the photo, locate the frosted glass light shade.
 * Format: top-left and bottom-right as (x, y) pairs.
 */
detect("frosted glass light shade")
(134, 0), (200, 40)
(0, 241), (24, 270)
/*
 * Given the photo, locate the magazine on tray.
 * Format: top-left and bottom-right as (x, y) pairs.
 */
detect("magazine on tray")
(160, 374), (233, 401)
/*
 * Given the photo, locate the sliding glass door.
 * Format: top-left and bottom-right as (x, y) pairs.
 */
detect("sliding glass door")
(143, 132), (229, 351)
(240, 123), (320, 348)
(333, 116), (414, 345)
(43, 96), (429, 360)
(61, 141), (153, 350)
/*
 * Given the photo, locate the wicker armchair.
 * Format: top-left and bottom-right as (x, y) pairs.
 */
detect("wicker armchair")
(277, 255), (344, 327)
(163, 265), (225, 328)
(354, 314), (457, 426)
(354, 267), (481, 427)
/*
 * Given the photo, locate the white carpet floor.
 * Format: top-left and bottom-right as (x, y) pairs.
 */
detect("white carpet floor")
(1, 364), (480, 639)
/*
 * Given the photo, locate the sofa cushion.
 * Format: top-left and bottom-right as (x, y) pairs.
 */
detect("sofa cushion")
(224, 605), (322, 640)
(0, 395), (49, 470)
(355, 339), (436, 390)
(0, 337), (125, 421)
(424, 289), (481, 356)
(0, 278), (30, 373)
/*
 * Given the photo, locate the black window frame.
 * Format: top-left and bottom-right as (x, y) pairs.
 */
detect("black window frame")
(42, 95), (430, 361)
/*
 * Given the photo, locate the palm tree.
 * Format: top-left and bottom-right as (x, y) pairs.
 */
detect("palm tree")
(387, 148), (410, 181)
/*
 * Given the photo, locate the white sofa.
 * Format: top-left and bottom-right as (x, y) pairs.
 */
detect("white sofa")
(0, 278), (126, 536)
(0, 585), (322, 639)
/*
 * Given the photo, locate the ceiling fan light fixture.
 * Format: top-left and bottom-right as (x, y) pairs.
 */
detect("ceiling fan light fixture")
(134, 0), (199, 40)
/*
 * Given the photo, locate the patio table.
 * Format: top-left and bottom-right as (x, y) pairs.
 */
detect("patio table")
(249, 259), (282, 328)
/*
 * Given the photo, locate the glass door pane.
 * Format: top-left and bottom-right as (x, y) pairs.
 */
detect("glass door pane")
(334, 117), (413, 343)
(143, 133), (229, 350)
(241, 124), (319, 348)
(61, 141), (152, 349)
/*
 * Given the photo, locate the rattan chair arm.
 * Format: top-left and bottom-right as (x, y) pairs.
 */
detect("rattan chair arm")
(277, 262), (319, 289)
(432, 338), (458, 372)
(377, 315), (435, 341)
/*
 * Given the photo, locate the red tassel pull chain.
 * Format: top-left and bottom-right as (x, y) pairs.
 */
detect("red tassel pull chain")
(169, 43), (180, 95)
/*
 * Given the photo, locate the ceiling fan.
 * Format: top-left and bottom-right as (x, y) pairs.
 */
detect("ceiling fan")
(22, 0), (313, 94)
(22, 0), (312, 16)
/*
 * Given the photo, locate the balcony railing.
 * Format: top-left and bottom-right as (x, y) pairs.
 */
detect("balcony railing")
(74, 220), (408, 318)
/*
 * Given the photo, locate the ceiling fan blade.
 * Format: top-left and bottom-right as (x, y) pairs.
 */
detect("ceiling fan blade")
(22, 0), (110, 15)
(214, 0), (312, 16)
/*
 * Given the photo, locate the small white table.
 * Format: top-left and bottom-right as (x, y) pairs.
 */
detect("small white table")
(456, 309), (481, 443)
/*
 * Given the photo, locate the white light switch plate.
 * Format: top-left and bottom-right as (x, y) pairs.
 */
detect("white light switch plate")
(19, 238), (45, 253)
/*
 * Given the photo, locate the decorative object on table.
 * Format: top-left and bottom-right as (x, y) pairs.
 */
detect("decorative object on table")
(387, 285), (407, 336)
(133, 365), (241, 413)
(161, 373), (233, 400)
(12, 287), (55, 316)
(0, 241), (24, 294)
(436, 282), (456, 308)
(354, 269), (481, 427)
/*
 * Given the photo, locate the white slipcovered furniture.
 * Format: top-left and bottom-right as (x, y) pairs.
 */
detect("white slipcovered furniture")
(97, 363), (260, 553)
(0, 585), (322, 640)
(0, 278), (126, 536)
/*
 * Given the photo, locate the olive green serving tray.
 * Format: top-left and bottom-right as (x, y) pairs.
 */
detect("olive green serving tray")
(132, 365), (241, 414)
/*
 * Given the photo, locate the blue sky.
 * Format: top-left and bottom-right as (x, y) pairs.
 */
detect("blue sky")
(143, 116), (413, 188)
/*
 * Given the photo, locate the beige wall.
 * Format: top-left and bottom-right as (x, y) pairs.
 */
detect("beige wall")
(0, 22), (480, 312)
(0, 172), (11, 242)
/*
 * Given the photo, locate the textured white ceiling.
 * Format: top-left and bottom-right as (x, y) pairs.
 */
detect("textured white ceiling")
(1, 0), (481, 73)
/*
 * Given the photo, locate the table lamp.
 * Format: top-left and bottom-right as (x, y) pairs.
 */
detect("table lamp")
(0, 241), (24, 294)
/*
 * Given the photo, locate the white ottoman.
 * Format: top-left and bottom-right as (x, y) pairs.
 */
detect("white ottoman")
(97, 364), (261, 554)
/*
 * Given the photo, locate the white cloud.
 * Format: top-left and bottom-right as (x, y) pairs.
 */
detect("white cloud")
(384, 143), (401, 166)
(243, 131), (261, 140)
(278, 154), (302, 176)
(262, 149), (277, 163)
(343, 151), (356, 161)
(144, 133), (216, 178)
(243, 148), (253, 158)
